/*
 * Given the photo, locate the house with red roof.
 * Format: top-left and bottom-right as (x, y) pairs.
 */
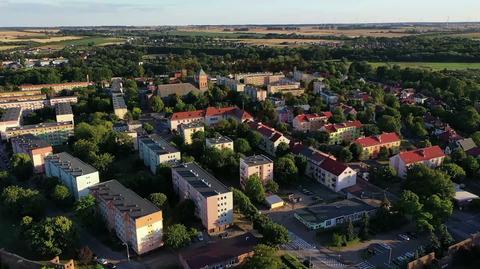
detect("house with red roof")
(291, 143), (356, 192)
(320, 120), (363, 145)
(389, 145), (446, 178)
(248, 121), (290, 156)
(355, 132), (401, 158)
(169, 106), (252, 131)
(292, 112), (333, 132)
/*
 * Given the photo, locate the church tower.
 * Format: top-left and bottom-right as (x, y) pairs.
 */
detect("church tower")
(195, 68), (208, 91)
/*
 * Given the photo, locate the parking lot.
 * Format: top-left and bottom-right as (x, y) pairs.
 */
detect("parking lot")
(447, 210), (480, 241)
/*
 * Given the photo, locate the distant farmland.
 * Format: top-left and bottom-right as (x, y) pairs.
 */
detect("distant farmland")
(367, 62), (480, 71)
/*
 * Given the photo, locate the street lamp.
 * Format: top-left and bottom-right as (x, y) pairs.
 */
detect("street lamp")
(122, 241), (130, 262)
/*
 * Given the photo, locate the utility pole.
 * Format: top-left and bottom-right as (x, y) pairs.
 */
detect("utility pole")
(388, 247), (392, 265)
(123, 242), (130, 262)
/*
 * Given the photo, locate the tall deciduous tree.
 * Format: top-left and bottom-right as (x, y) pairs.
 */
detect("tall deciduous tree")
(244, 175), (266, 204)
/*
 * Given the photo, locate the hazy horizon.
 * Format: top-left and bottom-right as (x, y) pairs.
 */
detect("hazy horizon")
(0, 0), (479, 27)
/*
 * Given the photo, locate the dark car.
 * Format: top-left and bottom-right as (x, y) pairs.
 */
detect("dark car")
(105, 263), (117, 269)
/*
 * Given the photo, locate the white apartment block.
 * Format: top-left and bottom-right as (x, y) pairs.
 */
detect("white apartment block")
(390, 145), (446, 178)
(138, 134), (181, 174)
(45, 152), (100, 200)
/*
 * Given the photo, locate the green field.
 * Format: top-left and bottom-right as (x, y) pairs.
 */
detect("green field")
(367, 61), (480, 71)
(41, 37), (125, 48)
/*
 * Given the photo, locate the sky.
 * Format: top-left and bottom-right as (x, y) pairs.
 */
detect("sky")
(0, 0), (479, 27)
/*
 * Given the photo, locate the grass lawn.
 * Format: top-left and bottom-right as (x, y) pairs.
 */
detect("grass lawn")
(367, 61), (480, 71)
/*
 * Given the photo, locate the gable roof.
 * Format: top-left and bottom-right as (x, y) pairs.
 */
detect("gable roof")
(291, 143), (349, 176)
(157, 83), (203, 98)
(398, 146), (445, 164)
(322, 120), (362, 133)
(170, 110), (206, 121)
(294, 112), (333, 123)
(355, 132), (401, 148)
(247, 121), (287, 143)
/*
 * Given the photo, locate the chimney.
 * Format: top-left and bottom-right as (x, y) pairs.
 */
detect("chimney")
(419, 149), (426, 157)
(376, 135), (382, 143)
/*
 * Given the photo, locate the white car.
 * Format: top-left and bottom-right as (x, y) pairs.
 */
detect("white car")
(97, 258), (108, 265)
(399, 234), (410, 241)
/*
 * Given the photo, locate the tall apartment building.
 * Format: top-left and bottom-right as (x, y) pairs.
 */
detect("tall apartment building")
(389, 146), (446, 178)
(179, 122), (205, 145)
(206, 136), (234, 151)
(0, 90), (45, 103)
(239, 155), (273, 188)
(138, 134), (181, 174)
(0, 107), (22, 134)
(3, 121), (74, 145)
(292, 112), (333, 132)
(89, 180), (164, 255)
(320, 120), (363, 145)
(112, 93), (128, 120)
(48, 96), (78, 106)
(55, 103), (74, 123)
(171, 162), (233, 233)
(45, 152), (100, 200)
(234, 72), (284, 86)
(20, 81), (93, 92)
(216, 76), (245, 92)
(292, 143), (357, 192)
(11, 134), (53, 173)
(247, 121), (290, 156)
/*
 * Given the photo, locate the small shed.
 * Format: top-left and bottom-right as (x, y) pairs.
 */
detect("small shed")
(265, 195), (284, 210)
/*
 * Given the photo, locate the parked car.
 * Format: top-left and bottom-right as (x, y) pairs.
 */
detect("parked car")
(105, 263), (117, 269)
(398, 234), (410, 241)
(97, 258), (108, 265)
(197, 232), (204, 241)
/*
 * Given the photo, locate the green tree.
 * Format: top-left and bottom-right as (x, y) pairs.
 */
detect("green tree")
(338, 147), (353, 163)
(1, 185), (45, 217)
(11, 153), (33, 180)
(332, 107), (346, 123)
(360, 214), (370, 240)
(73, 139), (99, 161)
(245, 175), (266, 204)
(349, 143), (364, 161)
(397, 190), (423, 217)
(275, 142), (290, 157)
(149, 192), (168, 208)
(23, 216), (77, 257)
(424, 194), (453, 226)
(244, 244), (282, 269)
(438, 224), (454, 248)
(461, 156), (479, 177)
(52, 184), (71, 204)
(262, 222), (290, 246)
(377, 147), (390, 160)
(331, 232), (346, 247)
(378, 115), (401, 133)
(265, 180), (279, 193)
(346, 218), (356, 241)
(143, 122), (154, 134)
(150, 96), (165, 112)
(234, 138), (251, 154)
(74, 195), (97, 227)
(405, 165), (455, 200)
(370, 165), (397, 182)
(91, 152), (114, 173)
(440, 163), (466, 181)
(131, 107), (142, 120)
(274, 157), (298, 185)
(163, 224), (193, 249)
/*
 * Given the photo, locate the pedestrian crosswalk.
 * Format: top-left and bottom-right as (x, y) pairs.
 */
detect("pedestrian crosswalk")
(355, 261), (375, 269)
(315, 255), (346, 268)
(282, 232), (316, 251)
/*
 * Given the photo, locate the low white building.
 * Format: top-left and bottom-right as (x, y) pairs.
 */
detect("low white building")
(206, 136), (234, 151)
(389, 146), (445, 178)
(45, 152), (100, 200)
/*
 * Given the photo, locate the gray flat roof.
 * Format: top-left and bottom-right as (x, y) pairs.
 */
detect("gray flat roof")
(139, 134), (180, 155)
(45, 152), (97, 176)
(172, 162), (230, 197)
(55, 102), (73, 115)
(0, 107), (22, 122)
(206, 135), (232, 145)
(11, 134), (51, 150)
(6, 121), (73, 131)
(295, 199), (376, 224)
(241, 154), (273, 166)
(89, 180), (161, 219)
(112, 93), (127, 109)
(180, 121), (204, 129)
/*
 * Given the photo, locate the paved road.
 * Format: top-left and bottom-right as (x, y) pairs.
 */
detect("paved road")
(447, 210), (480, 241)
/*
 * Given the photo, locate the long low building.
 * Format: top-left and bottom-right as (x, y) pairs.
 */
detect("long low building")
(89, 180), (164, 255)
(172, 162), (233, 233)
(3, 121), (74, 145)
(0, 107), (22, 133)
(138, 134), (181, 174)
(55, 103), (74, 123)
(389, 145), (445, 178)
(20, 81), (93, 92)
(11, 134), (53, 173)
(112, 93), (128, 120)
(45, 152), (100, 200)
(0, 99), (45, 111)
(169, 106), (253, 131)
(294, 198), (377, 230)
(179, 233), (258, 269)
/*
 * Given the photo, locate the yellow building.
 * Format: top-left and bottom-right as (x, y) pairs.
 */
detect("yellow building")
(179, 122), (205, 145)
(355, 132), (401, 158)
(4, 121), (74, 146)
(320, 120), (363, 145)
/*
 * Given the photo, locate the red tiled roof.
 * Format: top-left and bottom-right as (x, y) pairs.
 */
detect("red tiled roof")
(170, 110), (205, 121)
(319, 156), (349, 176)
(355, 132), (400, 148)
(322, 120), (362, 133)
(248, 121), (286, 143)
(294, 112), (332, 123)
(398, 146), (445, 164)
(290, 142), (348, 176)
